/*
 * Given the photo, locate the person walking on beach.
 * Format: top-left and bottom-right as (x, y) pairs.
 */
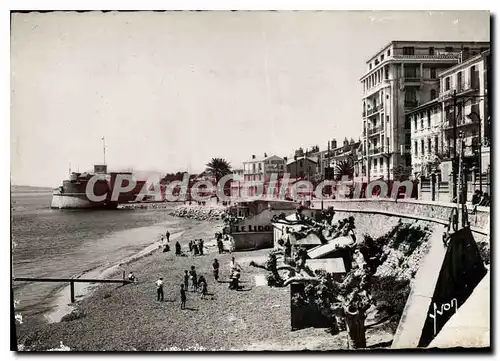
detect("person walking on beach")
(166, 230), (171, 242)
(190, 266), (198, 292)
(184, 270), (189, 290)
(193, 242), (199, 256)
(189, 240), (193, 253)
(175, 241), (181, 256)
(213, 259), (220, 281)
(180, 284), (186, 310)
(156, 277), (164, 301)
(199, 239), (204, 256)
(199, 276), (208, 299)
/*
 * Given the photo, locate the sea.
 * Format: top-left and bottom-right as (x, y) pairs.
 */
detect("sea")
(11, 190), (183, 324)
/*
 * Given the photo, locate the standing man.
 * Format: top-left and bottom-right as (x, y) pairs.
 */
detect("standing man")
(156, 277), (164, 301)
(213, 259), (220, 282)
(166, 230), (171, 242)
(180, 284), (187, 310)
(190, 266), (198, 292)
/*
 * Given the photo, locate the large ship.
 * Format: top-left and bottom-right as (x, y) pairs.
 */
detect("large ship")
(51, 164), (146, 209)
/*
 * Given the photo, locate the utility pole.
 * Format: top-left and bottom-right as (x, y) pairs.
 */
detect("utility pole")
(452, 90), (457, 202)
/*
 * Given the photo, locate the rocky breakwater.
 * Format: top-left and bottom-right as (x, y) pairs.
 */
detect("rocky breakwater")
(170, 204), (227, 221)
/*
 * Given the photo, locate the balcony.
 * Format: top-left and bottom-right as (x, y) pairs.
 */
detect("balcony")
(368, 147), (383, 155)
(443, 113), (478, 130)
(368, 126), (382, 136)
(365, 104), (383, 117)
(404, 100), (419, 109)
(392, 52), (461, 60)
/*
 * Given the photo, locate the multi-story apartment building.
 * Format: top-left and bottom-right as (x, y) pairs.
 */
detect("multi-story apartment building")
(407, 99), (443, 178)
(406, 47), (490, 199)
(360, 40), (489, 182)
(439, 48), (490, 185)
(242, 154), (286, 197)
(230, 168), (244, 198)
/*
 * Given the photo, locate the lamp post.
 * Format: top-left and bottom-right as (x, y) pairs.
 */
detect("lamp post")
(465, 111), (482, 193)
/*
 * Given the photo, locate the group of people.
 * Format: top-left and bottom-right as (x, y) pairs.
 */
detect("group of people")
(215, 232), (231, 254)
(188, 239), (205, 256)
(130, 229), (245, 311)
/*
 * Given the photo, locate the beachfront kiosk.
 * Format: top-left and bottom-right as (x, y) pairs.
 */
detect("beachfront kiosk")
(227, 199), (312, 251)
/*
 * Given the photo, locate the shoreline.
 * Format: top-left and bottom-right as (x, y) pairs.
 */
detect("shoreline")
(43, 227), (186, 324)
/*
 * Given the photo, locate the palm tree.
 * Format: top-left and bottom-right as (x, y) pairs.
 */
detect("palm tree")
(334, 158), (354, 180)
(205, 158), (232, 201)
(205, 158), (232, 182)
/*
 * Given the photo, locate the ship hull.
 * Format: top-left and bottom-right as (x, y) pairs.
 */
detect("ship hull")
(51, 193), (118, 209)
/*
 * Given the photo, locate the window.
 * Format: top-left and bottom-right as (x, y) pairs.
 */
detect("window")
(445, 77), (450, 91)
(258, 163), (262, 171)
(374, 159), (378, 168)
(420, 118), (424, 129)
(369, 63), (372, 70)
(387, 49), (391, 56)
(434, 136), (439, 152)
(445, 46), (453, 52)
(380, 158), (384, 167)
(427, 110), (431, 128)
(415, 141), (418, 156)
(457, 71), (462, 90)
(421, 139), (425, 155)
(430, 68), (437, 79)
(384, 66), (389, 80)
(403, 47), (415, 55)
(404, 65), (417, 78)
(430, 89), (437, 99)
(386, 115), (389, 123)
(381, 54), (384, 61)
(428, 138), (432, 154)
(414, 118), (417, 130)
(429, 47), (435, 55)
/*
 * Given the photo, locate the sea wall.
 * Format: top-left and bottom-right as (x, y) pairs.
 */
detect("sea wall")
(170, 204), (226, 221)
(321, 199), (490, 234)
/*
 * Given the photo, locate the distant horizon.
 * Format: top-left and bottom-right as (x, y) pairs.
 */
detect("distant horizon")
(11, 11), (490, 188)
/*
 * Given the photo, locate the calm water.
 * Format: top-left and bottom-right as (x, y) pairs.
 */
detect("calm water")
(11, 191), (180, 322)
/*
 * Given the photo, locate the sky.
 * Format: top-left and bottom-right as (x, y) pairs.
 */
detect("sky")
(10, 10), (490, 187)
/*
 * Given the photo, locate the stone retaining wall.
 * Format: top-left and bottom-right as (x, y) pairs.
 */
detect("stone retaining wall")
(319, 199), (489, 232)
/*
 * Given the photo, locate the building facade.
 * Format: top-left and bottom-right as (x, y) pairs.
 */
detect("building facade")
(360, 40), (489, 182)
(406, 47), (491, 200)
(286, 157), (318, 179)
(242, 154), (286, 197)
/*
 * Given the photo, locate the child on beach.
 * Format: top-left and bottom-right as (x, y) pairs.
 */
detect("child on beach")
(200, 279), (208, 299)
(156, 277), (164, 302)
(184, 270), (189, 290)
(190, 266), (197, 292)
(180, 284), (186, 309)
(166, 231), (170, 242)
(188, 240), (193, 253)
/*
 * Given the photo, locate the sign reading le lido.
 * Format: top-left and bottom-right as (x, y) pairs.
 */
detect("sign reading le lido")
(231, 225), (274, 233)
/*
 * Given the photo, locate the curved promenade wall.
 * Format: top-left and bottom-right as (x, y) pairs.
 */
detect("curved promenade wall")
(316, 199), (490, 236)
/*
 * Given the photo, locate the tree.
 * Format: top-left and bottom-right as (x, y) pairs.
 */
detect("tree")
(205, 158), (232, 201)
(392, 165), (412, 181)
(205, 158), (232, 183)
(335, 158), (354, 180)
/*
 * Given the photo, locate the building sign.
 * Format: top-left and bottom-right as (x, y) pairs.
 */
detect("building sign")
(231, 224), (273, 233)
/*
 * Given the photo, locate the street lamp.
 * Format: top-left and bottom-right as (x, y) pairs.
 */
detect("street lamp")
(465, 111), (482, 193)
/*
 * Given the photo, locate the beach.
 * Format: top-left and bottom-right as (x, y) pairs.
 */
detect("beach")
(15, 204), (399, 351)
